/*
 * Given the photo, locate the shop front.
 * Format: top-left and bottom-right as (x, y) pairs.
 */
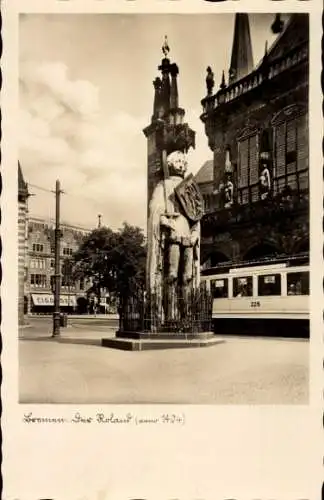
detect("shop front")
(30, 293), (77, 314)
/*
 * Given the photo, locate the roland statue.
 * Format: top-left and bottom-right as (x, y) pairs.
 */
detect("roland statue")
(146, 150), (204, 322)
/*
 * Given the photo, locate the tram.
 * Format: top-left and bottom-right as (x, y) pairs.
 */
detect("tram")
(201, 256), (309, 337)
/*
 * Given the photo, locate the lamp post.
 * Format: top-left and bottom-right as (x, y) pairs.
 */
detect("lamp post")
(97, 252), (108, 314)
(66, 258), (72, 313)
(52, 180), (62, 337)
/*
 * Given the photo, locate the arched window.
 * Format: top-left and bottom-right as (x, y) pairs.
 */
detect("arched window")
(201, 251), (230, 270)
(243, 243), (280, 262)
(271, 104), (308, 195)
(210, 251), (231, 267)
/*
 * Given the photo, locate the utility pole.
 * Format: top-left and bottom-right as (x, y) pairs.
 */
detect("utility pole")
(52, 180), (62, 336)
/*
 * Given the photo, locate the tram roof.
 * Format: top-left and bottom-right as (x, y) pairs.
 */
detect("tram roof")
(201, 253), (309, 276)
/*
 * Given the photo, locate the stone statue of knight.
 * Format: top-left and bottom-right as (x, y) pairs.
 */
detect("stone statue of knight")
(146, 151), (204, 324)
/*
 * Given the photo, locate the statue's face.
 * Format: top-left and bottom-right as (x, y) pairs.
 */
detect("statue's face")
(167, 151), (188, 177)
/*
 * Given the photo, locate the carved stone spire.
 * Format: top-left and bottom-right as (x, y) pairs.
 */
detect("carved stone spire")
(158, 54), (171, 117)
(261, 40), (270, 78)
(229, 14), (254, 85)
(170, 63), (179, 109)
(153, 77), (162, 118)
(220, 70), (226, 90)
(262, 40), (269, 65)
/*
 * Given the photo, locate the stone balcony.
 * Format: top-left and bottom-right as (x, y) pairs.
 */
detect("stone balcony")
(202, 190), (309, 232)
(201, 42), (308, 117)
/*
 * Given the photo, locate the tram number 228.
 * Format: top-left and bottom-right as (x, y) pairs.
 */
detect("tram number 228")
(250, 301), (261, 308)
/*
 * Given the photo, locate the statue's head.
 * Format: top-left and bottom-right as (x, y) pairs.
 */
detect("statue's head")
(225, 172), (232, 184)
(166, 150), (188, 178)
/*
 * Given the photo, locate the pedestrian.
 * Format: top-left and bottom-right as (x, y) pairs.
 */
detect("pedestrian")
(93, 296), (98, 317)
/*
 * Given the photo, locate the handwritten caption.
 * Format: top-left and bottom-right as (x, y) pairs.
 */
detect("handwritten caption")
(23, 411), (185, 426)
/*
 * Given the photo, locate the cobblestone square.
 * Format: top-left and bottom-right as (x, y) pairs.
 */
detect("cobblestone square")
(19, 317), (309, 404)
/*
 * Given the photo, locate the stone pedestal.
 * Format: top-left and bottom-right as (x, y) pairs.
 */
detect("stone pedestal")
(101, 281), (222, 351)
(102, 331), (223, 351)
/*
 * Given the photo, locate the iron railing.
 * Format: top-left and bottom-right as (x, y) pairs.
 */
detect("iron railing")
(119, 283), (213, 334)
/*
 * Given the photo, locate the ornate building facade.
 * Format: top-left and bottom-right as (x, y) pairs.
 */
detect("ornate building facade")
(199, 13), (309, 268)
(25, 216), (92, 314)
(18, 163), (29, 324)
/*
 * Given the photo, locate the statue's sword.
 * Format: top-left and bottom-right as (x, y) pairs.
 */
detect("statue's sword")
(161, 149), (170, 213)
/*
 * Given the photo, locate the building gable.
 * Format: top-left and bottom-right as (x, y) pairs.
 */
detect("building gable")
(267, 14), (308, 64)
(195, 160), (214, 185)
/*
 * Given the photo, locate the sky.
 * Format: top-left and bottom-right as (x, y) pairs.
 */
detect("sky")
(19, 13), (281, 231)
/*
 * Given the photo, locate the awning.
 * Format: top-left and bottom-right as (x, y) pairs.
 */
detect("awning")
(31, 294), (77, 307)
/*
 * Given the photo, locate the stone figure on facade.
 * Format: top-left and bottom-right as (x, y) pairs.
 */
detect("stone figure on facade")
(259, 162), (271, 200)
(206, 66), (215, 96)
(146, 151), (203, 323)
(224, 173), (234, 208)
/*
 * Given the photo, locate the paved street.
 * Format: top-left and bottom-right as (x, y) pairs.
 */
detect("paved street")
(19, 316), (308, 404)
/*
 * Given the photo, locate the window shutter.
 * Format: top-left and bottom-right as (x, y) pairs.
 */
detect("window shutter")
(297, 114), (308, 172)
(275, 123), (286, 177)
(249, 135), (259, 185)
(238, 139), (249, 188)
(286, 118), (297, 175)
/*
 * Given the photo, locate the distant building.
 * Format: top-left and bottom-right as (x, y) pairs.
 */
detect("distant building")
(25, 216), (92, 314)
(199, 13), (309, 268)
(18, 163), (29, 324)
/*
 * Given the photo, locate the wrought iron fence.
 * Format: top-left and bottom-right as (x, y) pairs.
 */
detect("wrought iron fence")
(119, 283), (213, 334)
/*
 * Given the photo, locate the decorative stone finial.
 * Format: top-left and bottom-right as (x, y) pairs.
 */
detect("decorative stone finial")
(271, 14), (284, 35)
(220, 70), (226, 90)
(170, 63), (179, 77)
(162, 35), (170, 58)
(153, 76), (162, 89)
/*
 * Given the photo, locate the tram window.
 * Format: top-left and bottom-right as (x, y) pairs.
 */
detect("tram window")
(258, 274), (281, 296)
(287, 271), (309, 295)
(233, 276), (253, 297)
(211, 278), (228, 298)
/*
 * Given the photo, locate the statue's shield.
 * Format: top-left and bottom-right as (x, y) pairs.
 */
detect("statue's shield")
(175, 174), (204, 222)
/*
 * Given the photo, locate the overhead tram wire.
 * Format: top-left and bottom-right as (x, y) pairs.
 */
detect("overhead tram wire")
(28, 183), (108, 230)
(28, 183), (54, 195)
(28, 183), (65, 196)
(29, 183), (99, 204)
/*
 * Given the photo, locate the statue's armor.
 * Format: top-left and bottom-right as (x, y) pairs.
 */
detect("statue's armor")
(163, 176), (195, 246)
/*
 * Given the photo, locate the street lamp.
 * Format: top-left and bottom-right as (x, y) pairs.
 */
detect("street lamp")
(65, 257), (73, 313)
(97, 252), (108, 314)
